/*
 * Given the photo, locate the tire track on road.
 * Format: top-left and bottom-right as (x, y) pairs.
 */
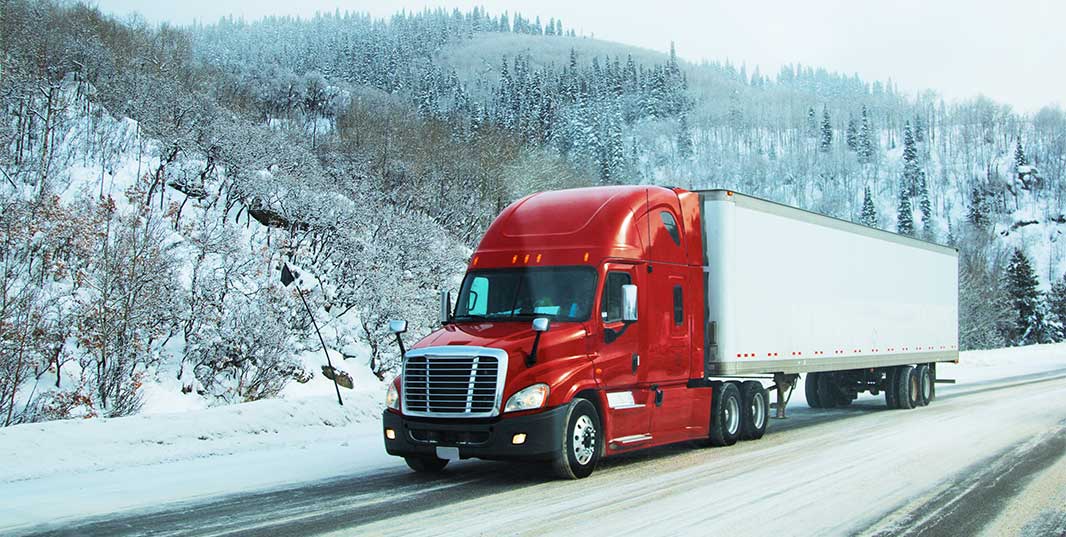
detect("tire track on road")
(862, 420), (1066, 537)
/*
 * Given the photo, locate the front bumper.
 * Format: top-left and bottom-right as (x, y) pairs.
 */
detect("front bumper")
(382, 405), (568, 461)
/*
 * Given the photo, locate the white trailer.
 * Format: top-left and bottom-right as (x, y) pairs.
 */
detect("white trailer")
(698, 190), (959, 411)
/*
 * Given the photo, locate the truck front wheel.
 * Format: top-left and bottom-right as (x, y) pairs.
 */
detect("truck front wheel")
(552, 398), (601, 479)
(709, 382), (742, 446)
(405, 456), (449, 473)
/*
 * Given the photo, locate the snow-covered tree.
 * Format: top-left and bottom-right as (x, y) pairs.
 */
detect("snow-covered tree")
(896, 186), (914, 236)
(857, 105), (876, 164)
(677, 112), (693, 158)
(819, 106), (833, 152)
(845, 116), (858, 152)
(860, 186), (878, 227)
(1002, 249), (1046, 345)
(1048, 274), (1066, 342)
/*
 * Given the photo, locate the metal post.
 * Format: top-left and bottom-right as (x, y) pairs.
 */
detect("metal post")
(296, 284), (343, 407)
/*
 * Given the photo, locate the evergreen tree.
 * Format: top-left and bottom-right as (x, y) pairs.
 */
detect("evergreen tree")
(1014, 142), (1028, 168)
(819, 106), (833, 152)
(1048, 274), (1066, 342)
(917, 170), (932, 236)
(902, 120), (920, 196)
(677, 112), (693, 158)
(858, 105), (875, 163)
(967, 188), (990, 229)
(845, 116), (858, 151)
(860, 186), (877, 227)
(1003, 249), (1045, 345)
(896, 185), (914, 236)
(913, 114), (926, 145)
(806, 106), (818, 138)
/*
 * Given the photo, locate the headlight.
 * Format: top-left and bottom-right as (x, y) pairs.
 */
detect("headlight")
(504, 383), (549, 413)
(385, 379), (400, 410)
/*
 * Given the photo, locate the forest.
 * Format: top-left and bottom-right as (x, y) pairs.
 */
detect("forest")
(1, 1), (1064, 425)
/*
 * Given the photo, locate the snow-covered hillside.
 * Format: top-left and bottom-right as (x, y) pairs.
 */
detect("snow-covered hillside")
(3, 1), (1065, 432)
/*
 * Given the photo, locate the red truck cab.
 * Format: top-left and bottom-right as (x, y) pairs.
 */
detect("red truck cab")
(382, 186), (724, 478)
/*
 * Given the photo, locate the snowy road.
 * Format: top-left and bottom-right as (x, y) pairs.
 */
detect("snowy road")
(10, 364), (1066, 537)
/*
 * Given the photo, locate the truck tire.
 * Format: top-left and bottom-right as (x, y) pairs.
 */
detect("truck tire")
(895, 365), (916, 410)
(927, 364), (937, 404)
(816, 373), (839, 408)
(915, 364), (932, 407)
(885, 368), (899, 409)
(709, 381), (742, 446)
(552, 398), (601, 479)
(405, 456), (449, 473)
(739, 381), (768, 441)
(805, 373), (823, 409)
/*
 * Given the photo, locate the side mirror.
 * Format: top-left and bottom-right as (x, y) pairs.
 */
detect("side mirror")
(527, 317), (550, 367)
(532, 317), (551, 333)
(439, 290), (452, 325)
(621, 284), (638, 322)
(388, 320), (407, 334)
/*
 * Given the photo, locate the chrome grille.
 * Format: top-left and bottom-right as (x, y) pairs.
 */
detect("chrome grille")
(402, 347), (508, 418)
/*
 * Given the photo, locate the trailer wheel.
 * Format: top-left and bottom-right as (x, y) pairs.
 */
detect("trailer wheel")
(804, 373), (824, 409)
(552, 398), (601, 479)
(915, 364), (932, 407)
(895, 365), (916, 410)
(405, 456), (449, 473)
(927, 364), (937, 403)
(740, 381), (768, 440)
(709, 382), (742, 446)
(885, 368), (899, 409)
(816, 373), (839, 409)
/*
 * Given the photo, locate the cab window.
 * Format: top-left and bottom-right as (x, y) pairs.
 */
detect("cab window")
(601, 271), (632, 323)
(660, 211), (681, 246)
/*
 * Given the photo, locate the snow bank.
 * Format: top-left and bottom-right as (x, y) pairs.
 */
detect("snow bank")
(0, 394), (384, 484)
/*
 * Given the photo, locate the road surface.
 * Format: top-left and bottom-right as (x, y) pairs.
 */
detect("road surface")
(12, 368), (1066, 537)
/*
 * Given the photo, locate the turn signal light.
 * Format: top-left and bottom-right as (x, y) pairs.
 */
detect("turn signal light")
(512, 433), (527, 445)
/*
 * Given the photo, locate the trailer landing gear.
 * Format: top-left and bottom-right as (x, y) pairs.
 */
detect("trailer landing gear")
(770, 373), (799, 419)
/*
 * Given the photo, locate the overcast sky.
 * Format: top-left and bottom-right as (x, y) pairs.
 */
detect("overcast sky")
(95, 0), (1064, 112)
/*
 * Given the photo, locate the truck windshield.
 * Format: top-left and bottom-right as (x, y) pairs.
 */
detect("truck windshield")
(454, 267), (597, 322)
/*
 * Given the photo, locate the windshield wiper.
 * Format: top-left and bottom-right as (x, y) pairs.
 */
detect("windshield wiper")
(452, 314), (492, 321)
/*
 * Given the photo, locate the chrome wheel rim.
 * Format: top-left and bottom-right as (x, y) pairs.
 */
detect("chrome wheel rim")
(752, 392), (766, 430)
(922, 371), (932, 401)
(725, 397), (740, 435)
(572, 415), (596, 465)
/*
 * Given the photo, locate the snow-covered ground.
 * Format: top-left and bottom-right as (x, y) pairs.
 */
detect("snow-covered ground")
(0, 391), (393, 530)
(1, 343), (1065, 534)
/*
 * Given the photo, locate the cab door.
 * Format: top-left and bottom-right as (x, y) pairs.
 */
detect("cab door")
(593, 263), (652, 446)
(640, 205), (696, 441)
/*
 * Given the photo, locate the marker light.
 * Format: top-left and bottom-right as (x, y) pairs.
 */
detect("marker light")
(583, 252), (590, 262)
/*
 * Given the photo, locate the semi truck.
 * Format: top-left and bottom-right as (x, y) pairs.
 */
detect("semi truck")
(382, 186), (959, 479)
